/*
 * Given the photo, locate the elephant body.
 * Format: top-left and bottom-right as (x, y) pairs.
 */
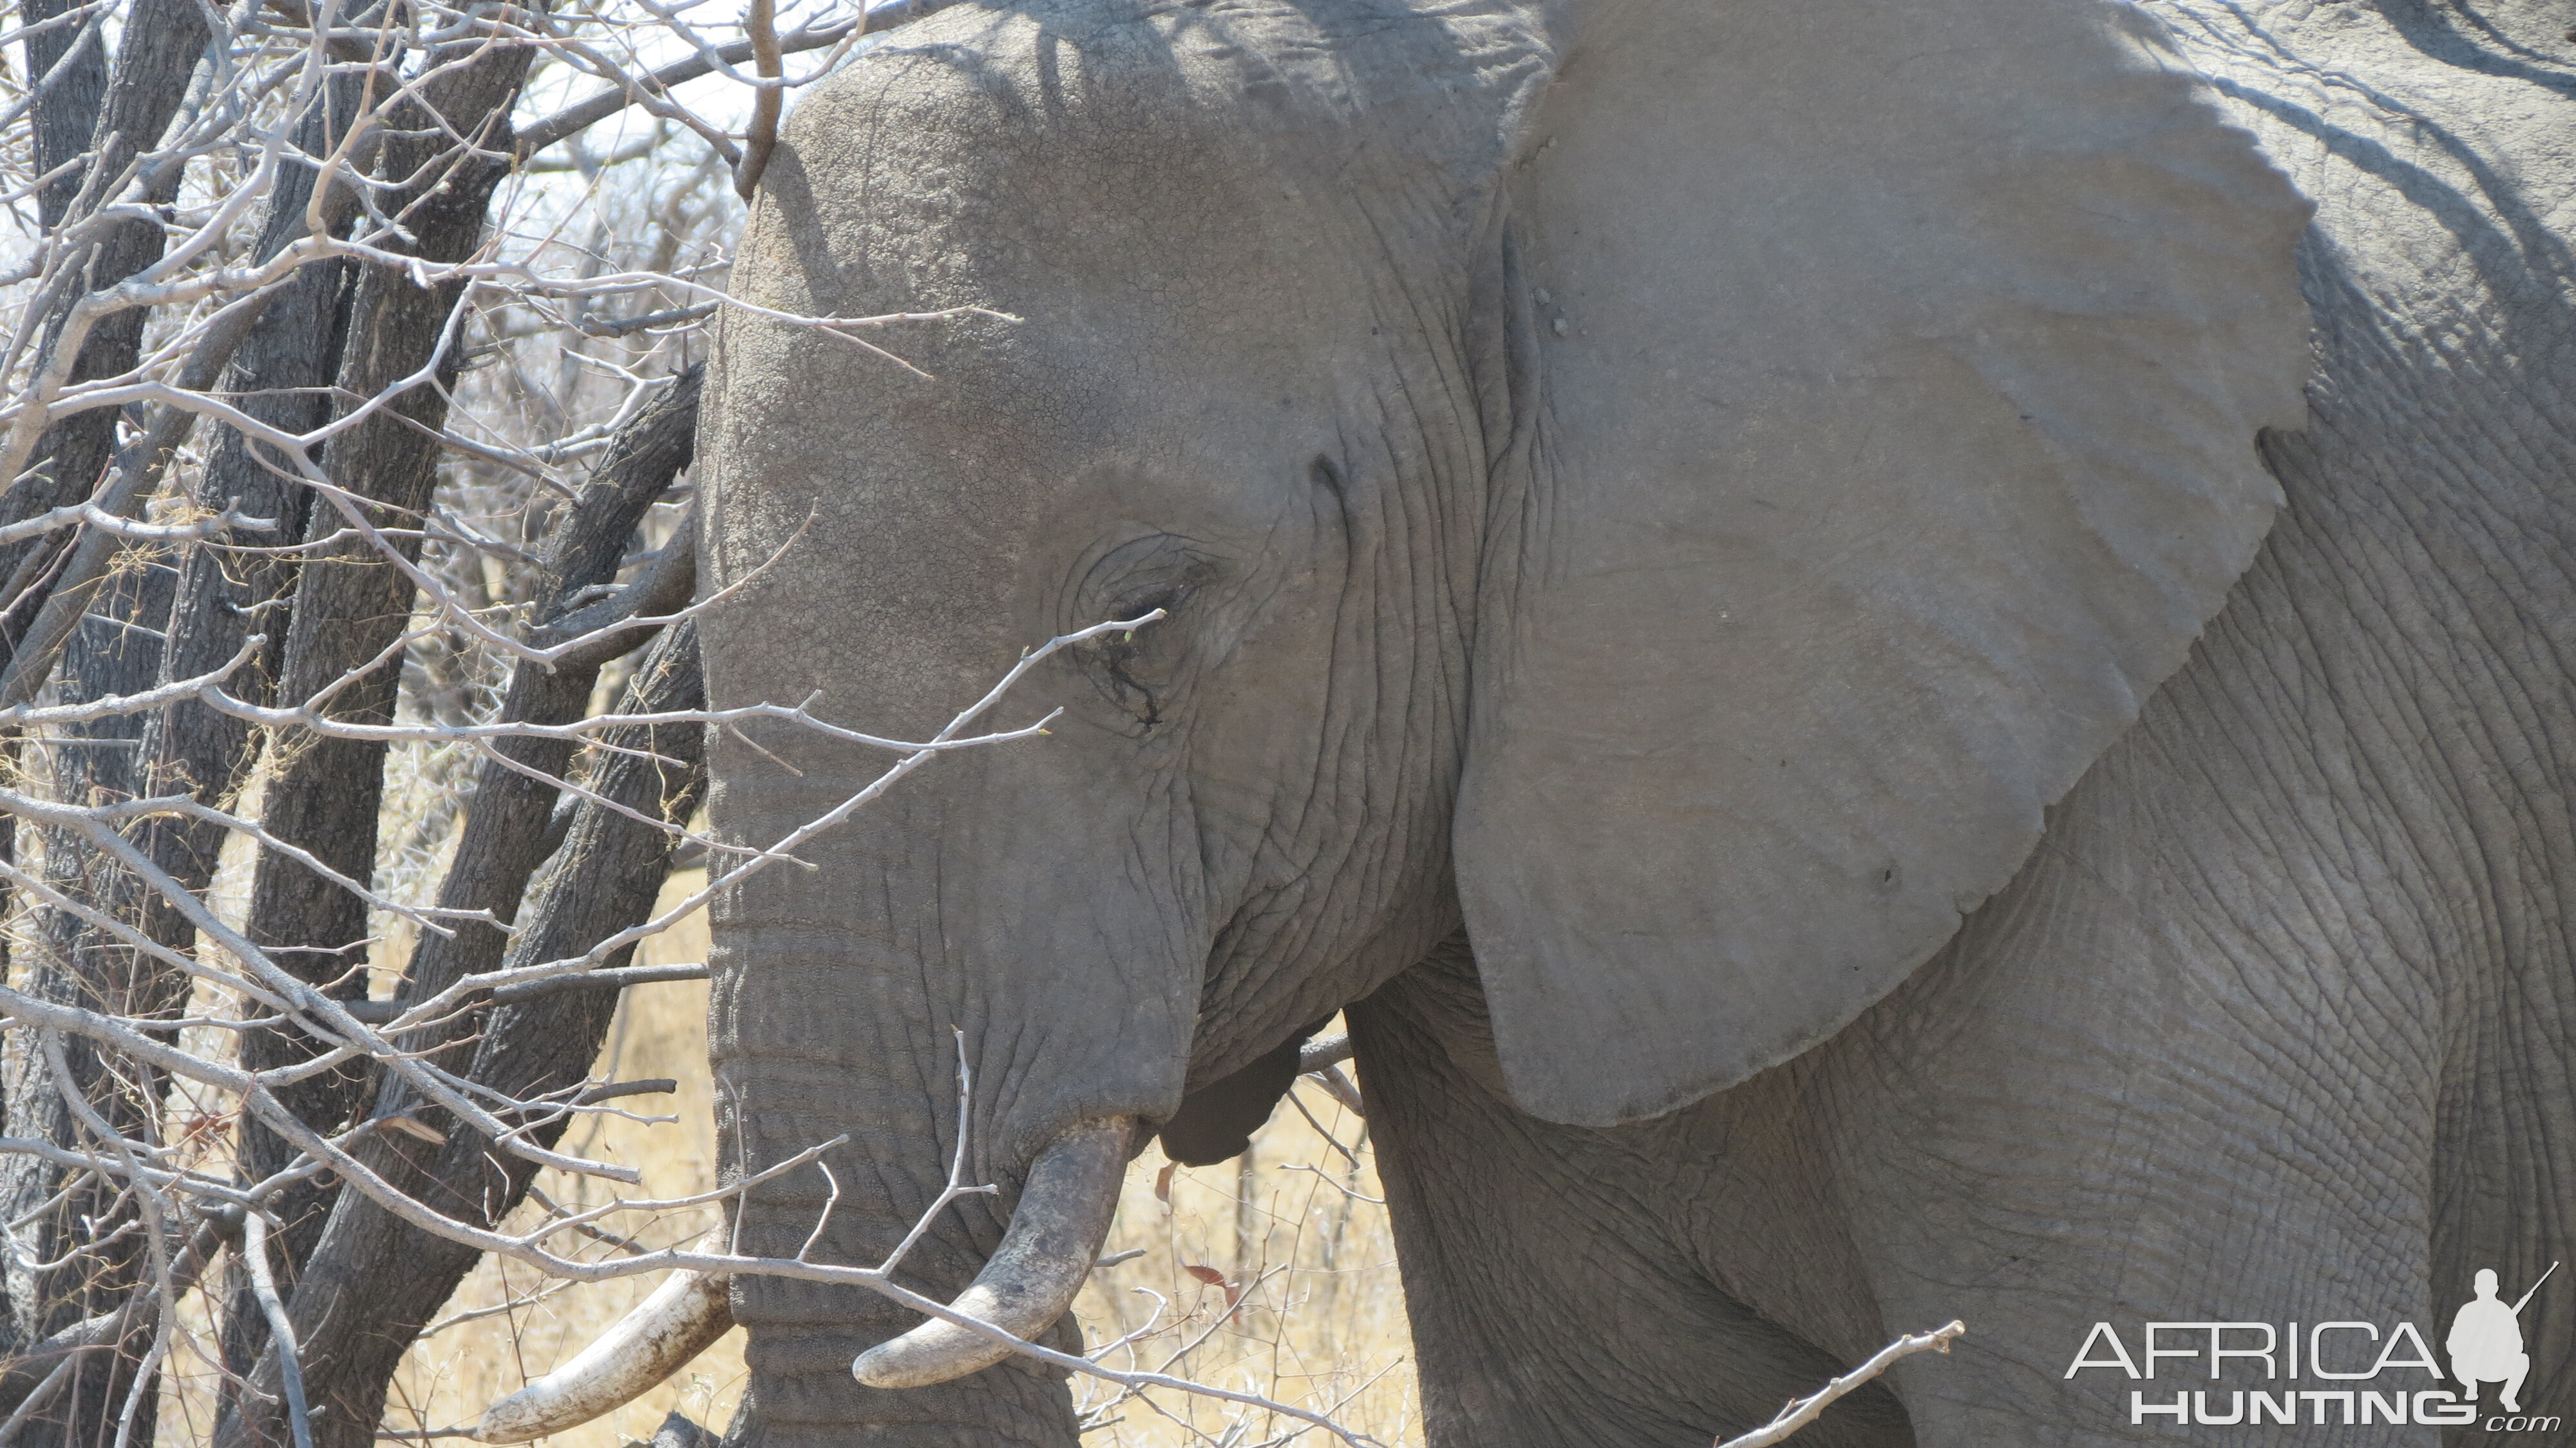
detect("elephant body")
(688, 1), (2576, 1444)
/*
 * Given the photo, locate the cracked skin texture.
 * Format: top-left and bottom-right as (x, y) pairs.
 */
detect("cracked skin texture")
(692, 0), (2575, 1443)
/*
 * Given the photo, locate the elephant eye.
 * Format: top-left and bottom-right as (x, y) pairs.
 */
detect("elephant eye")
(1081, 546), (1221, 636)
(1063, 538), (1224, 732)
(1108, 584), (1186, 625)
(1090, 584), (1189, 673)
(1078, 610), (1176, 731)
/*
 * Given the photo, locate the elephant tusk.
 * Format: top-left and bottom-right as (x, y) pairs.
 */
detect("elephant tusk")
(471, 1270), (734, 1443)
(853, 1116), (1133, 1390)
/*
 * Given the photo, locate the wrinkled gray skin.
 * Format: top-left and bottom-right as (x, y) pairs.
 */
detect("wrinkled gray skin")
(696, 1), (2575, 1443)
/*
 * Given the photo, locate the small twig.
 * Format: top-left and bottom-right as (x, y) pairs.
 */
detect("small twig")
(734, 0), (784, 198)
(1284, 1088), (1361, 1168)
(1297, 1033), (1352, 1074)
(876, 1028), (999, 1273)
(1714, 1322), (1966, 1448)
(511, 0), (922, 159)
(487, 964), (709, 1004)
(1305, 1065), (1365, 1120)
(1278, 1163), (1381, 1205)
(578, 300), (719, 338)
(576, 1078), (678, 1106)
(417, 1275), (580, 1338)
(795, 1161), (841, 1262)
(242, 1211), (316, 1448)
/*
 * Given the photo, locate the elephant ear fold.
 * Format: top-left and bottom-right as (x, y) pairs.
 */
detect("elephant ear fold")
(1452, 0), (2310, 1128)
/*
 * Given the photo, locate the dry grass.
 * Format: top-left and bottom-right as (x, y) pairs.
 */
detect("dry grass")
(384, 874), (1422, 1447)
(1073, 1062), (1417, 1448)
(374, 877), (743, 1445)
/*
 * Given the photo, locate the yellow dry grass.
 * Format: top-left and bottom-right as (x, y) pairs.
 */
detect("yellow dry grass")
(374, 881), (742, 1445)
(1072, 1058), (1417, 1448)
(385, 873), (1422, 1447)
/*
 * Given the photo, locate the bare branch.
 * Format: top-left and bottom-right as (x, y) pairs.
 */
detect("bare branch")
(1714, 1322), (1967, 1448)
(732, 0), (783, 198)
(509, 0), (926, 159)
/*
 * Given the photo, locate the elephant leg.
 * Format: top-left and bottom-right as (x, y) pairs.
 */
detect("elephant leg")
(1349, 937), (1914, 1448)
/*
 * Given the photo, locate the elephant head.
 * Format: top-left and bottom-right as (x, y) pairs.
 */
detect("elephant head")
(511, 0), (2310, 1442)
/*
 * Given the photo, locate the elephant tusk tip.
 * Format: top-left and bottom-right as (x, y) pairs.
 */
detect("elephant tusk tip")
(850, 1326), (1009, 1389)
(849, 1343), (927, 1389)
(464, 1270), (734, 1442)
(467, 1398), (545, 1445)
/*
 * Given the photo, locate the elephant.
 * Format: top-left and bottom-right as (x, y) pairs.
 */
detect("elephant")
(493, 0), (2576, 1443)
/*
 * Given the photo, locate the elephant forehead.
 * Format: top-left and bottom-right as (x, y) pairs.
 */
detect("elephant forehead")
(786, 0), (1554, 155)
(702, 1), (1556, 719)
(738, 0), (1549, 315)
(714, 0), (1559, 504)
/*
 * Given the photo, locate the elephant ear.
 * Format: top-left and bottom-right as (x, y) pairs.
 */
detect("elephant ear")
(1452, 0), (2311, 1127)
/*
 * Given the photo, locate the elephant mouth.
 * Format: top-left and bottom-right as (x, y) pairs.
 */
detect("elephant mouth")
(469, 1115), (1135, 1440)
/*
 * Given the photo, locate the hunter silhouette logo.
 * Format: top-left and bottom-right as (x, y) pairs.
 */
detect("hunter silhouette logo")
(2066, 1259), (2563, 1431)
(2450, 1262), (2555, 1415)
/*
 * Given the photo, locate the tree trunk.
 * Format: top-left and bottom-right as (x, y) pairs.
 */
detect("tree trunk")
(224, 623), (708, 1448)
(0, 9), (209, 1443)
(384, 365), (702, 1051)
(0, 0), (211, 656)
(0, 560), (178, 1448)
(133, 68), (372, 969)
(222, 31), (543, 1382)
(17, 0), (103, 231)
(237, 367), (697, 1444)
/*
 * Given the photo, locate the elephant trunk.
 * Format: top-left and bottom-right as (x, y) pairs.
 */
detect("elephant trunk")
(698, 863), (1182, 1448)
(668, 662), (1198, 1445)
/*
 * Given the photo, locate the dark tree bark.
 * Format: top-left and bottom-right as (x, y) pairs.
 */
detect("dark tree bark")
(0, 558), (180, 1448)
(0, 0), (212, 654)
(17, 0), (104, 230)
(0, 3), (739, 1439)
(0, 37), (358, 1441)
(385, 364), (702, 1039)
(231, 370), (698, 1447)
(223, 32), (545, 1380)
(99, 83), (367, 1436)
(0, 10), (211, 1444)
(131, 82), (367, 968)
(224, 622), (708, 1448)
(0, 0), (109, 1371)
